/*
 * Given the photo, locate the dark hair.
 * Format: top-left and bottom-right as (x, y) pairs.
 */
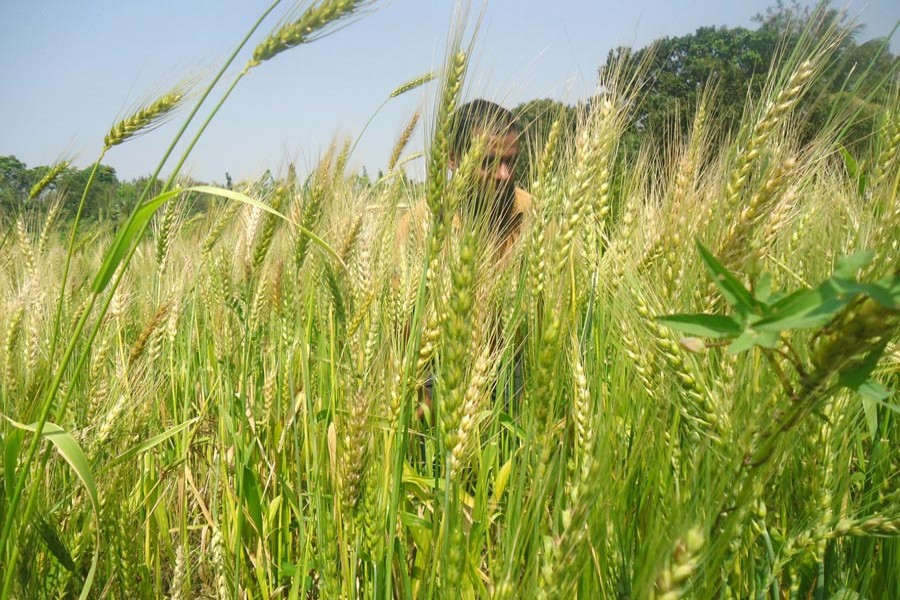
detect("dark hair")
(450, 99), (518, 159)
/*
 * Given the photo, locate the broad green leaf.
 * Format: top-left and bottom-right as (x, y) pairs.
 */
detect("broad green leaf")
(92, 188), (182, 293)
(280, 561), (299, 577)
(242, 461), (264, 535)
(498, 413), (525, 440)
(400, 511), (433, 531)
(858, 380), (893, 438)
(833, 277), (900, 311)
(266, 495), (283, 531)
(871, 397), (900, 416)
(727, 331), (757, 355)
(755, 273), (774, 305)
(834, 250), (874, 279)
(656, 313), (743, 338)
(857, 380), (891, 402)
(402, 463), (440, 493)
(862, 398), (878, 438)
(840, 146), (859, 179)
(490, 457), (514, 507)
(839, 342), (891, 437)
(768, 287), (814, 313)
(755, 282), (852, 332)
(696, 241), (756, 313)
(838, 341), (888, 391)
(6, 418), (99, 600)
(727, 328), (780, 355)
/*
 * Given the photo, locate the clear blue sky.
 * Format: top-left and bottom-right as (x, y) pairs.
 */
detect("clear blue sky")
(1, 1), (897, 183)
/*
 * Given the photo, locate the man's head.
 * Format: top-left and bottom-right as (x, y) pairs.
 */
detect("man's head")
(450, 99), (520, 217)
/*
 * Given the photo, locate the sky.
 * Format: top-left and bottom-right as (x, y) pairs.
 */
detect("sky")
(1, 0), (897, 184)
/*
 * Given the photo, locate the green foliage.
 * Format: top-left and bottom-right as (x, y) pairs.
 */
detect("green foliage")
(5, 418), (100, 600)
(607, 25), (779, 137)
(659, 244), (898, 402)
(1, 156), (131, 222)
(600, 0), (898, 147)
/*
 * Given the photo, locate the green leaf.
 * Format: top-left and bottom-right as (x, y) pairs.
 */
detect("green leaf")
(242, 461), (264, 536)
(858, 380), (893, 438)
(188, 185), (345, 267)
(857, 380), (891, 402)
(727, 328), (780, 355)
(696, 240), (756, 313)
(104, 417), (199, 471)
(92, 188), (182, 293)
(838, 340), (888, 391)
(754, 273), (774, 305)
(754, 282), (852, 332)
(490, 458), (514, 507)
(768, 287), (813, 313)
(280, 561), (299, 577)
(871, 397), (900, 416)
(5, 418), (100, 600)
(656, 313), (743, 338)
(33, 514), (76, 572)
(839, 342), (891, 437)
(400, 511), (433, 531)
(834, 250), (874, 279)
(833, 277), (900, 311)
(839, 146), (868, 196)
(840, 145), (859, 179)
(188, 185), (291, 223)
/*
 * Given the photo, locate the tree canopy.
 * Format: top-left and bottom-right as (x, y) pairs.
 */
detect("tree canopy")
(598, 0), (897, 147)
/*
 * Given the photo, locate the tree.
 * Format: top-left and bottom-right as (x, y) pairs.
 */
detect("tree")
(598, 1), (898, 148)
(603, 25), (780, 141)
(0, 155), (30, 213)
(57, 164), (121, 220)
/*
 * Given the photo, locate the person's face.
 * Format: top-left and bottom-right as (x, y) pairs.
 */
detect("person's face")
(474, 128), (519, 200)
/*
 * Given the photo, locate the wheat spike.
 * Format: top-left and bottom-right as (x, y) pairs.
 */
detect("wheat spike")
(248, 0), (371, 69)
(104, 89), (185, 149)
(28, 161), (69, 200)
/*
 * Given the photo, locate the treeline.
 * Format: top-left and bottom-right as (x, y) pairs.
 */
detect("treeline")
(3, 2), (896, 222)
(512, 1), (898, 182)
(0, 155), (178, 223)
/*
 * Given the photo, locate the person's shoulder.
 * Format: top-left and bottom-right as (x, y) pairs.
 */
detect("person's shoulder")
(513, 187), (533, 215)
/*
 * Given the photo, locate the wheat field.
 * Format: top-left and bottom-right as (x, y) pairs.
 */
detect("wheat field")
(1, 2), (899, 598)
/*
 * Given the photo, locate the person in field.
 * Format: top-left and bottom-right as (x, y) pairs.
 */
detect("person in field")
(395, 99), (532, 261)
(395, 99), (533, 419)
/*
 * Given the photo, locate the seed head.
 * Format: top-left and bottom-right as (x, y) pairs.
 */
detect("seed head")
(248, 0), (371, 69)
(105, 90), (184, 149)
